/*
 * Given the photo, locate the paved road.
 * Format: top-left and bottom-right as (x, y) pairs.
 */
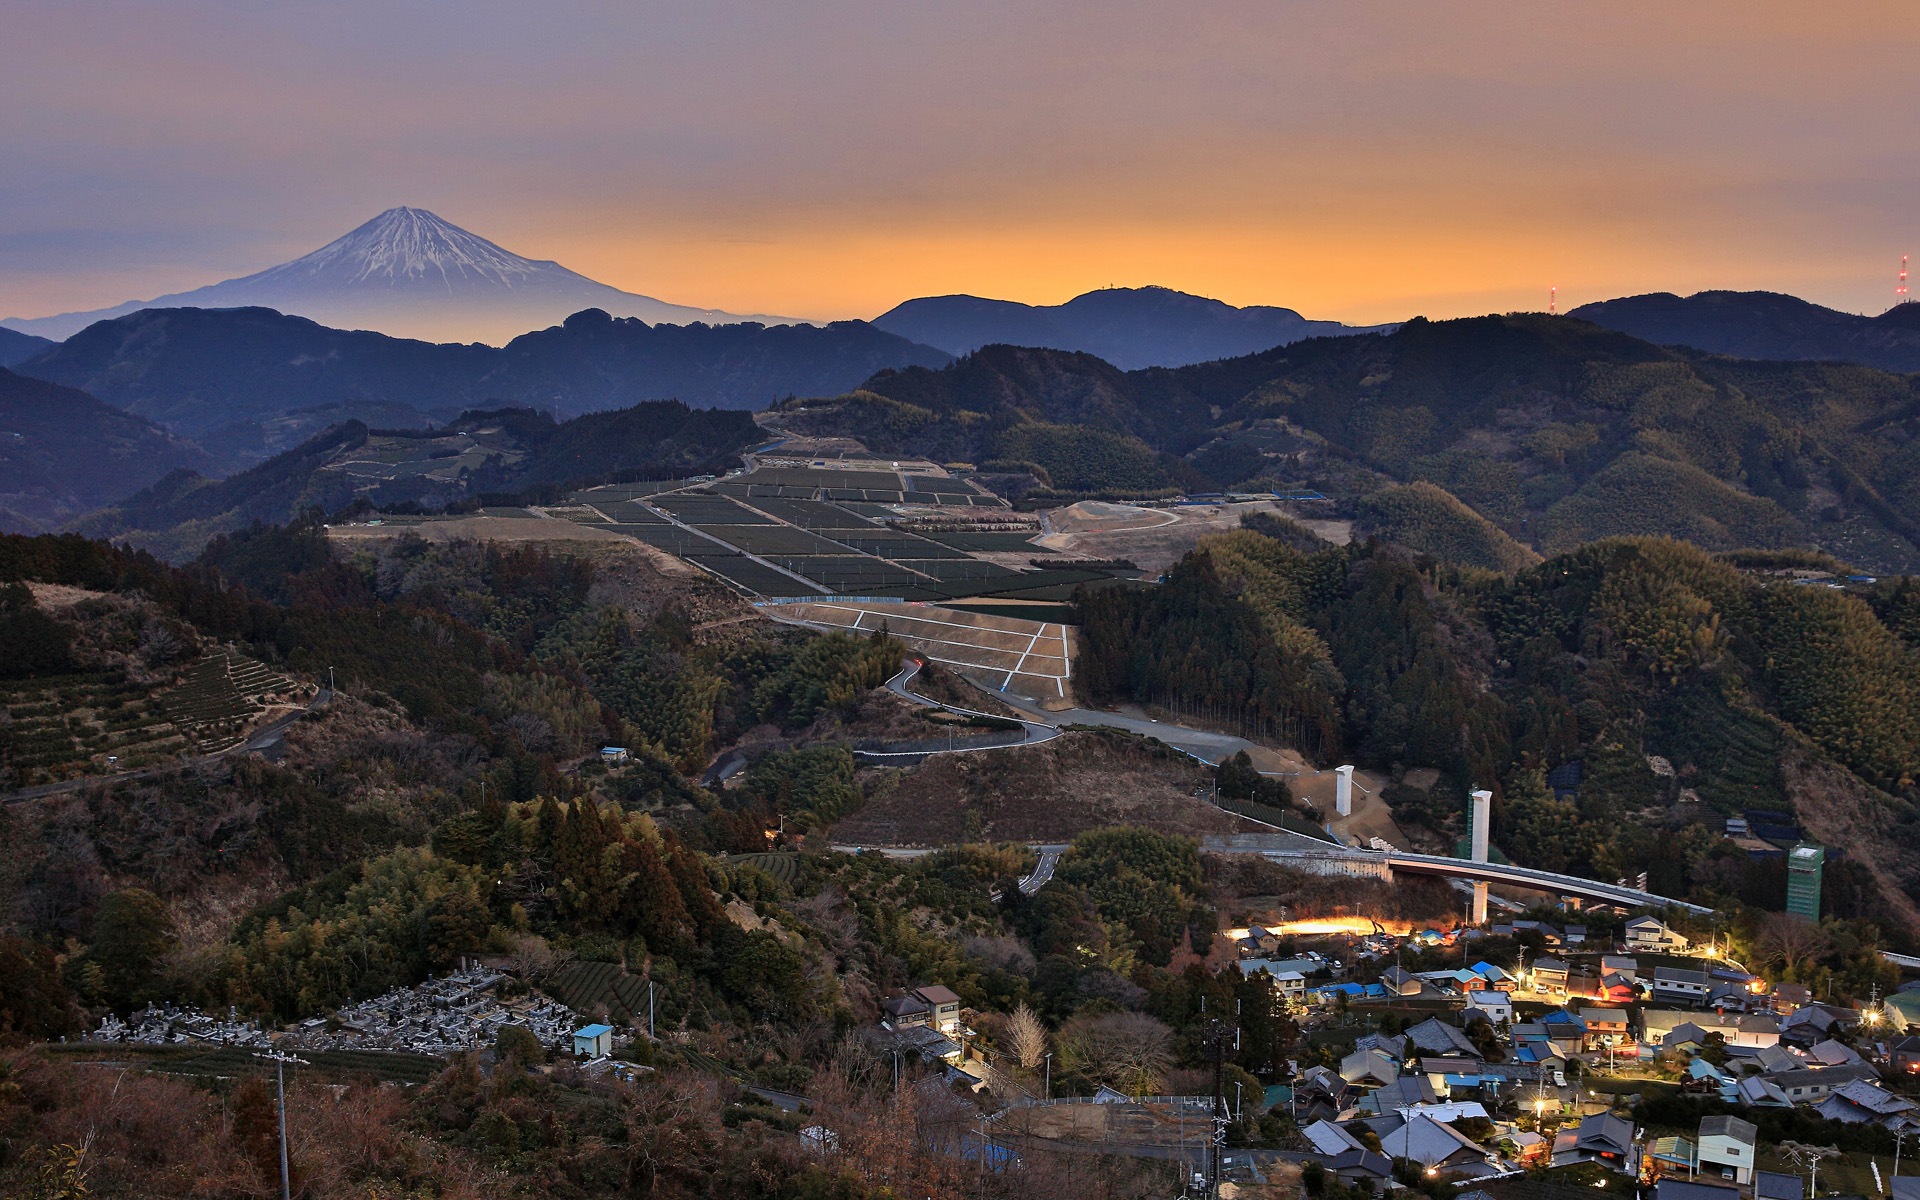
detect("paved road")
(2, 688), (332, 805)
(883, 661), (1061, 751)
(1017, 848), (1062, 895)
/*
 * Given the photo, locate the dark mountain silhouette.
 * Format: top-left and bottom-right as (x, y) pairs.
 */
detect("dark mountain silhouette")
(0, 368), (214, 533)
(0, 327), (54, 369)
(779, 314), (1920, 572)
(73, 400), (761, 560)
(0, 207), (804, 345)
(1570, 290), (1920, 373)
(872, 285), (1390, 369)
(15, 305), (950, 467)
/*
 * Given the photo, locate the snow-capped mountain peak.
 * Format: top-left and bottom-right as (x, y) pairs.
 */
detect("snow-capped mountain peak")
(2, 207), (809, 343)
(241, 207), (568, 292)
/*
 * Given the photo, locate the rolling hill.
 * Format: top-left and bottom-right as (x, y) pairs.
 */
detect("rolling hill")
(15, 305), (950, 467)
(0, 327), (54, 368)
(777, 314), (1920, 573)
(0, 368), (214, 533)
(873, 284), (1390, 369)
(1571, 290), (1920, 373)
(71, 401), (761, 560)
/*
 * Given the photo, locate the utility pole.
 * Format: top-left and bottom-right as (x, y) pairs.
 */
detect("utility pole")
(1043, 1050), (1052, 1100)
(253, 1050), (308, 1200)
(1203, 1017), (1235, 1199)
(1895, 1127), (1909, 1185)
(648, 978), (655, 1040)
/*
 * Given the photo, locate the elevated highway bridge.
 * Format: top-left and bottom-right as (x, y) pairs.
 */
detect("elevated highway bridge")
(1201, 834), (1713, 914)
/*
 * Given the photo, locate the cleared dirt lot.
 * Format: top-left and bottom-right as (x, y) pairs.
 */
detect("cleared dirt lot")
(830, 730), (1267, 846)
(1038, 500), (1352, 571)
(768, 601), (1072, 700)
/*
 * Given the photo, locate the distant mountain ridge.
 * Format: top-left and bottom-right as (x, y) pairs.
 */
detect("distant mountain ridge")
(1571, 290), (1920, 373)
(0, 207), (807, 345)
(72, 401), (762, 561)
(0, 367), (214, 533)
(0, 327), (54, 369)
(15, 305), (951, 467)
(778, 313), (1920, 573)
(873, 285), (1393, 369)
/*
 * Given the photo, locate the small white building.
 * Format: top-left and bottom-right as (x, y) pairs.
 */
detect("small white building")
(573, 1023), (614, 1058)
(1625, 916), (1689, 953)
(1697, 1114), (1756, 1184)
(1465, 991), (1513, 1026)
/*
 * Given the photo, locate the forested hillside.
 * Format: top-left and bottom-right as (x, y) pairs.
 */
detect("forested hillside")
(778, 314), (1920, 572)
(15, 305), (949, 467)
(1078, 527), (1920, 933)
(0, 525), (1308, 1196)
(71, 401), (761, 560)
(0, 368), (214, 534)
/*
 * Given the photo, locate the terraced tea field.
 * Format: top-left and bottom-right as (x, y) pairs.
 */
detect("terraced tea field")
(158, 652), (305, 753)
(547, 961), (655, 1024)
(0, 669), (190, 785)
(1, 651), (308, 787)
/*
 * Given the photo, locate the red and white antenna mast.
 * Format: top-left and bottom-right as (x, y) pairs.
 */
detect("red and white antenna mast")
(1549, 285), (1557, 316)
(1900, 255), (1911, 305)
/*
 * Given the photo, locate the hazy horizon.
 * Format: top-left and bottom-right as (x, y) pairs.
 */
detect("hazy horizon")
(6, 1), (1918, 327)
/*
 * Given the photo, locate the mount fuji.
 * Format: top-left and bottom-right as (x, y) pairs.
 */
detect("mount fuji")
(2, 207), (806, 345)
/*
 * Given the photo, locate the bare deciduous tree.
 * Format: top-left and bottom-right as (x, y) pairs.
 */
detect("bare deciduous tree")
(1058, 1011), (1174, 1097)
(1008, 1002), (1048, 1071)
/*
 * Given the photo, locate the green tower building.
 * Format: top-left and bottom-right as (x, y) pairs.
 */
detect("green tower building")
(1785, 842), (1824, 922)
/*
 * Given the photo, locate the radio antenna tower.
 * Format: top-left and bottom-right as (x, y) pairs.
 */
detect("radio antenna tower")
(1900, 255), (1911, 305)
(1549, 285), (1558, 316)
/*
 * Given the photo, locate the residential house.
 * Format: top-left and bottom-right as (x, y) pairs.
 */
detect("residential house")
(1888, 1034), (1920, 1073)
(1405, 1017), (1481, 1058)
(1652, 966), (1714, 1006)
(1765, 1062), (1879, 1102)
(1893, 1179), (1920, 1200)
(1360, 1076), (1440, 1114)
(1380, 1114), (1494, 1177)
(1599, 973), (1638, 1004)
(1580, 1008), (1631, 1050)
(881, 984), (964, 1036)
(1752, 1044), (1799, 1074)
(1815, 1079), (1920, 1128)
(1602, 955), (1640, 981)
(1532, 957), (1571, 993)
(1381, 966), (1423, 997)
(573, 1024), (615, 1058)
(1341, 1047), (1403, 1088)
(598, 746), (630, 765)
(1696, 1115), (1756, 1184)
(1565, 925), (1588, 946)
(1303, 1119), (1367, 1157)
(1240, 926), (1281, 956)
(1770, 982), (1812, 1016)
(1509, 1129), (1549, 1167)
(1540, 1010), (1588, 1057)
(1807, 1038), (1864, 1067)
(1317, 1148), (1397, 1187)
(1779, 1003), (1862, 1047)
(1272, 971), (1307, 1002)
(1465, 991), (1513, 1026)
(1470, 962), (1516, 992)
(1565, 972), (1604, 1002)
(1551, 1112), (1638, 1173)
(1735, 1075), (1793, 1107)
(1626, 916), (1690, 952)
(1755, 1172), (1805, 1200)
(1355, 1032), (1409, 1059)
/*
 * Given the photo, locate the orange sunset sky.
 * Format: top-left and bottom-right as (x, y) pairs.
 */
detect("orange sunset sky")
(4, 1), (1918, 324)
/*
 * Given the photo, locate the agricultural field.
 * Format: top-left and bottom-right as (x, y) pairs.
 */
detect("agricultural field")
(0, 669), (189, 786)
(546, 961), (656, 1025)
(157, 651), (305, 754)
(727, 852), (800, 885)
(41, 1043), (446, 1085)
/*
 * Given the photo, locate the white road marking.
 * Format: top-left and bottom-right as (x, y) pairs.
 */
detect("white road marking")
(1006, 622), (1048, 689)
